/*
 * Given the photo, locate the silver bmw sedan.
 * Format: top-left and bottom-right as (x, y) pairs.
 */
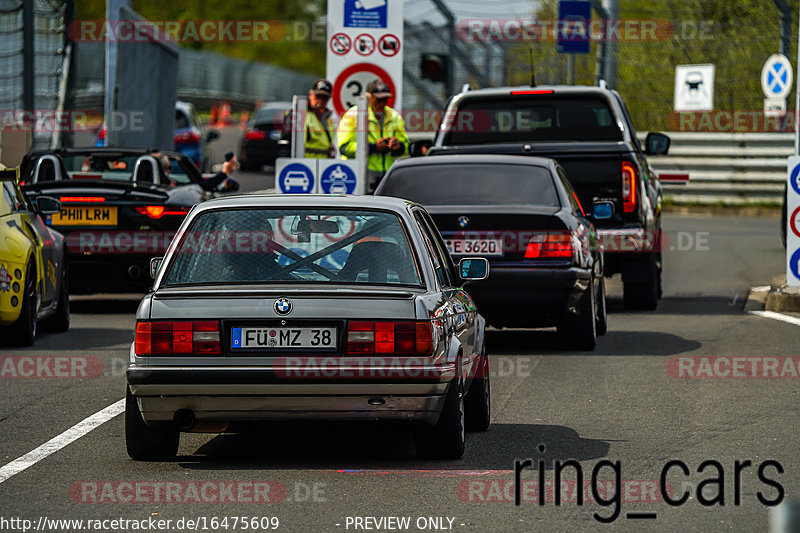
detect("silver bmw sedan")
(125, 194), (490, 460)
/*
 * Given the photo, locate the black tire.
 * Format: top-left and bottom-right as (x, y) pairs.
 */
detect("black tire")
(44, 256), (69, 332)
(465, 349), (490, 432)
(415, 379), (465, 459)
(596, 275), (607, 336)
(125, 386), (179, 461)
(8, 260), (37, 346)
(623, 253), (659, 310)
(557, 280), (597, 350)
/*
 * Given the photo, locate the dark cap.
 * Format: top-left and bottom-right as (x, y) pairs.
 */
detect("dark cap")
(311, 78), (332, 96)
(366, 79), (392, 98)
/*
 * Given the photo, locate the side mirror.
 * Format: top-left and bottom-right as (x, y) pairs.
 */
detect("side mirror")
(0, 168), (17, 182)
(409, 140), (432, 157)
(150, 257), (163, 279)
(645, 132), (670, 155)
(458, 257), (489, 281)
(35, 196), (62, 214)
(591, 201), (614, 220)
(205, 129), (220, 143)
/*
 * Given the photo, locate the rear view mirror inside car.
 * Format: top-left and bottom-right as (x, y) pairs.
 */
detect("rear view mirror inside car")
(459, 257), (489, 281)
(293, 218), (340, 236)
(592, 201), (614, 220)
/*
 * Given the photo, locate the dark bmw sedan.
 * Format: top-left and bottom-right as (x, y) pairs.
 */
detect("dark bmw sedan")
(238, 101), (292, 170)
(375, 155), (606, 350)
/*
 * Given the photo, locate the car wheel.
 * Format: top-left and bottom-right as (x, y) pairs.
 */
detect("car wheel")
(623, 253), (659, 310)
(125, 386), (179, 461)
(415, 378), (465, 459)
(465, 348), (490, 432)
(44, 255), (69, 332)
(557, 280), (597, 350)
(595, 275), (607, 336)
(8, 260), (37, 346)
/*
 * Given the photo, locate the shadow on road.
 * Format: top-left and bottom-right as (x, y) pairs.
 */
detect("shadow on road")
(33, 327), (133, 349)
(486, 329), (700, 356)
(605, 296), (745, 315)
(69, 296), (143, 314)
(175, 423), (610, 470)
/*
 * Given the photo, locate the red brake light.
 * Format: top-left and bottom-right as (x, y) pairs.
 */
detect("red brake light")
(174, 131), (200, 144)
(135, 205), (191, 219)
(511, 90), (554, 95)
(244, 129), (267, 141)
(60, 196), (106, 203)
(622, 162), (637, 213)
(346, 321), (434, 355)
(524, 232), (573, 260)
(135, 321), (221, 355)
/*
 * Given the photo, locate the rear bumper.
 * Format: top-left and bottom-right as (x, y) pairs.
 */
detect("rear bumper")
(127, 366), (454, 425)
(466, 266), (590, 326)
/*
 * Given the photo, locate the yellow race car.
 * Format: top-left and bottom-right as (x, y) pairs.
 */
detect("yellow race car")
(0, 167), (70, 346)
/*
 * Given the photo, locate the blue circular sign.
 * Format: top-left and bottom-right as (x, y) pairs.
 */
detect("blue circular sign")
(320, 164), (357, 194)
(279, 163), (314, 193)
(791, 248), (800, 282)
(319, 249), (349, 272)
(791, 164), (800, 197)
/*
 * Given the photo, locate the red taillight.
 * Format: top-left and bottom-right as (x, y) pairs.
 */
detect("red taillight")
(244, 129), (267, 141)
(511, 89), (554, 95)
(60, 196), (106, 203)
(346, 321), (434, 355)
(135, 320), (221, 355)
(622, 162), (637, 213)
(134, 206), (189, 219)
(524, 232), (573, 260)
(174, 131), (200, 144)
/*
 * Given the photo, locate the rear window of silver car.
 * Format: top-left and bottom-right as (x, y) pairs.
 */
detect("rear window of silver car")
(162, 208), (422, 287)
(381, 163), (560, 206)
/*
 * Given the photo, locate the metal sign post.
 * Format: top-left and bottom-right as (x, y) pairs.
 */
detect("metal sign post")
(355, 96), (368, 195)
(290, 95), (307, 159)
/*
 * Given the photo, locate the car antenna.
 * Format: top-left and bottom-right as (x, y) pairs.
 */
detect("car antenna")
(529, 48), (536, 86)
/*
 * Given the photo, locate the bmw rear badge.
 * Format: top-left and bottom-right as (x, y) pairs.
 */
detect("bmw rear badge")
(274, 297), (292, 315)
(458, 216), (470, 229)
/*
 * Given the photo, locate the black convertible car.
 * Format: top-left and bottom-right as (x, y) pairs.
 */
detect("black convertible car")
(375, 154), (606, 350)
(19, 148), (219, 293)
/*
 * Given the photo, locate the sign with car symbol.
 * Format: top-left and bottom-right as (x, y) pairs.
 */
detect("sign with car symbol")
(674, 64), (715, 111)
(276, 161), (315, 194)
(320, 162), (357, 194)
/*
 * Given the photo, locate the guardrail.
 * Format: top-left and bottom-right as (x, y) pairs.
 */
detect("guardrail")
(643, 132), (793, 206)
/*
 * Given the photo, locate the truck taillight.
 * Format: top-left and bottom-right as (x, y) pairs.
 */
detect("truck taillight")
(244, 129), (267, 141)
(524, 232), (573, 260)
(346, 321), (434, 355)
(622, 162), (637, 213)
(135, 321), (221, 355)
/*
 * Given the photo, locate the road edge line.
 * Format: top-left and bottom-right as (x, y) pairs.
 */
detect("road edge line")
(0, 398), (124, 485)
(749, 310), (800, 327)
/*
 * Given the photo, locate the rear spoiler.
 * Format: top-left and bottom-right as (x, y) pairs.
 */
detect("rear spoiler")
(0, 168), (18, 182)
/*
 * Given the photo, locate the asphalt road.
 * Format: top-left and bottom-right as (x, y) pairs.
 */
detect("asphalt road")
(0, 212), (797, 532)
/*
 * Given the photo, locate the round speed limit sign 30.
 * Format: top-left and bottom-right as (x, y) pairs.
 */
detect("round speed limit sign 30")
(332, 63), (396, 117)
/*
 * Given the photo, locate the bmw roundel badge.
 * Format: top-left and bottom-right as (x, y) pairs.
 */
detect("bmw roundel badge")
(458, 216), (470, 229)
(274, 297), (292, 315)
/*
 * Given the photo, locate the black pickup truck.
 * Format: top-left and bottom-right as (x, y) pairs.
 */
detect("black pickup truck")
(426, 85), (671, 309)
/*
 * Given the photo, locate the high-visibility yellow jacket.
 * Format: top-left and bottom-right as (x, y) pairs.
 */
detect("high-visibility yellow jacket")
(337, 105), (409, 173)
(284, 108), (336, 158)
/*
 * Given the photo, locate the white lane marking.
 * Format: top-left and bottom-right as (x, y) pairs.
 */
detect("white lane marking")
(0, 399), (124, 485)
(749, 310), (800, 327)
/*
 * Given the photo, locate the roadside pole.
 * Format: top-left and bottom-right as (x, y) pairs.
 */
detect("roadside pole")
(290, 95), (307, 159)
(355, 96), (368, 195)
